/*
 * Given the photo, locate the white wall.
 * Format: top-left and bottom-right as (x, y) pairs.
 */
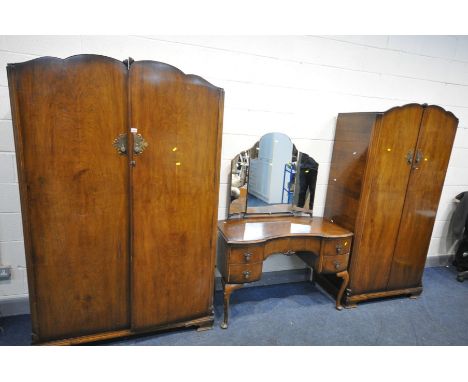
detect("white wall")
(1, 36), (468, 308)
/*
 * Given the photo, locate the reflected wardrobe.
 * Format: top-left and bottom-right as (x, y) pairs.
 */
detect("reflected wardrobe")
(8, 55), (224, 344)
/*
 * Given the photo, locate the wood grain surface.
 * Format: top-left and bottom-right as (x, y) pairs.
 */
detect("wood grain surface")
(129, 61), (224, 330)
(8, 55), (130, 342)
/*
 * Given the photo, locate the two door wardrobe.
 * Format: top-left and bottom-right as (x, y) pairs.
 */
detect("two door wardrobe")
(319, 103), (458, 307)
(7, 54), (224, 345)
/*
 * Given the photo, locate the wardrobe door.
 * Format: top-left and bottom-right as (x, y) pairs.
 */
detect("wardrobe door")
(8, 56), (130, 342)
(387, 106), (458, 289)
(130, 62), (223, 330)
(349, 104), (423, 294)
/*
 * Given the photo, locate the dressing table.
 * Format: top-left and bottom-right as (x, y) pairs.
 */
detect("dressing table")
(219, 132), (353, 329)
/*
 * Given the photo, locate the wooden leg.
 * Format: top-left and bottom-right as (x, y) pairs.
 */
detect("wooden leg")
(409, 287), (422, 300)
(409, 290), (422, 299)
(335, 270), (349, 311)
(196, 308), (215, 332)
(196, 319), (214, 332)
(220, 282), (243, 329)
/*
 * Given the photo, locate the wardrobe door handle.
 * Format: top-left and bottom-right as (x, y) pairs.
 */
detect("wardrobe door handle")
(413, 149), (423, 169)
(133, 133), (149, 155)
(406, 149), (414, 165)
(113, 133), (127, 155)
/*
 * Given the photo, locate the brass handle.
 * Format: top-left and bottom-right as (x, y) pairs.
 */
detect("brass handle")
(113, 133), (127, 155)
(284, 250), (296, 256)
(406, 149), (414, 165)
(413, 149), (423, 169)
(336, 244), (343, 254)
(133, 133), (149, 155)
(242, 270), (251, 279)
(333, 260), (341, 270)
(244, 252), (252, 262)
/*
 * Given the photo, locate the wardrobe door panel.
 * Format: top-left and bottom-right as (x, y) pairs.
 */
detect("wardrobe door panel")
(387, 106), (458, 289)
(324, 112), (377, 232)
(349, 105), (423, 294)
(8, 56), (130, 341)
(130, 62), (222, 329)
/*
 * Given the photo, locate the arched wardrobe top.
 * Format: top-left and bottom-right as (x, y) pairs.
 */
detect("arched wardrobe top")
(7, 53), (224, 344)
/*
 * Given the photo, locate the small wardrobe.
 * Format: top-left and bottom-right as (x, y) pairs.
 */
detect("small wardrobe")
(8, 55), (224, 344)
(319, 104), (458, 306)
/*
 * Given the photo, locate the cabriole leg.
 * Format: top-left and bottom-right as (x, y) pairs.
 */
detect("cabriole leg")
(335, 270), (349, 311)
(221, 282), (243, 329)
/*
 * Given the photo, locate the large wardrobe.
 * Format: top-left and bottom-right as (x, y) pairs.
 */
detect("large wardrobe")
(319, 103), (458, 306)
(7, 54), (224, 344)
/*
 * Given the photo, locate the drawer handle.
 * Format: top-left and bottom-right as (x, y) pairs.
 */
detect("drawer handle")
(336, 244), (343, 254)
(244, 252), (252, 262)
(242, 270), (251, 279)
(333, 260), (341, 270)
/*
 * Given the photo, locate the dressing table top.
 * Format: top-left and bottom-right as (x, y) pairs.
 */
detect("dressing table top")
(218, 216), (353, 244)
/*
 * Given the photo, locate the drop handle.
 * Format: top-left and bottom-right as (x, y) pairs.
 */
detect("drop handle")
(244, 252), (252, 262)
(242, 270), (251, 280)
(113, 133), (127, 155)
(336, 244), (343, 254)
(413, 149), (423, 169)
(113, 132), (149, 156)
(333, 260), (341, 270)
(133, 133), (149, 155)
(406, 149), (414, 165)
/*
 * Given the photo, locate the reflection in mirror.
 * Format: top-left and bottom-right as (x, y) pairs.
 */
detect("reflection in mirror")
(292, 152), (319, 211)
(229, 150), (250, 215)
(228, 132), (318, 217)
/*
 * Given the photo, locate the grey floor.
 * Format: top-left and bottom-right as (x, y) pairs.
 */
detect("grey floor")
(1, 266), (467, 345)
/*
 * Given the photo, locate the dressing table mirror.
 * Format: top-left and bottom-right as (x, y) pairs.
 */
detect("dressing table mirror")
(218, 132), (354, 329)
(229, 132), (318, 216)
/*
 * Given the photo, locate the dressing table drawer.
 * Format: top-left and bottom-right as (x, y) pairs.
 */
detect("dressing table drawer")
(320, 253), (349, 274)
(228, 263), (263, 283)
(229, 246), (264, 264)
(323, 238), (352, 257)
